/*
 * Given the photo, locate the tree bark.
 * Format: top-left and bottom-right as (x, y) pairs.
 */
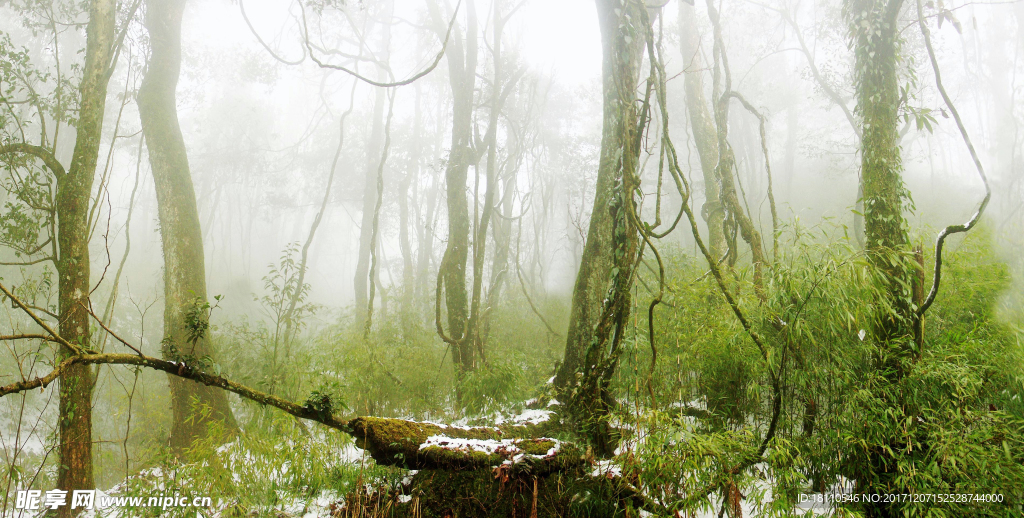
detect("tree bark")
(354, 8), (393, 323)
(53, 0), (116, 513)
(432, 0), (479, 387)
(552, 0), (646, 456)
(554, 0), (645, 390)
(678, 2), (725, 261)
(138, 0), (238, 452)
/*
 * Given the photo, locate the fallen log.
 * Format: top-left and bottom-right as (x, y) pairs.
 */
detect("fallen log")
(349, 416), (584, 474)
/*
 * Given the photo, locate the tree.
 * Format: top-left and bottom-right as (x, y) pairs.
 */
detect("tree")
(844, 1), (921, 515)
(353, 0), (395, 323)
(678, 1), (725, 261)
(53, 3), (119, 506)
(0, 0), (122, 512)
(431, 0), (479, 387)
(552, 0), (647, 455)
(848, 0), (913, 369)
(137, 0), (238, 451)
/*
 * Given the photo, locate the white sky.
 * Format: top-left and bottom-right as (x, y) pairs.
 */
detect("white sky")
(517, 0), (602, 86)
(196, 0), (602, 87)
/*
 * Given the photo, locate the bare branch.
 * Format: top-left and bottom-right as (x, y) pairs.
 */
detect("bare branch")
(78, 302), (143, 356)
(301, 0), (463, 88)
(914, 0), (991, 317)
(0, 352), (349, 432)
(239, 0), (306, 65)
(0, 282), (86, 355)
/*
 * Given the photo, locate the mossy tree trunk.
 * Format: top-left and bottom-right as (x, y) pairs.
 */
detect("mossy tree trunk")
(705, 0), (767, 293)
(678, 1), (725, 261)
(51, 0), (117, 514)
(553, 0), (646, 456)
(431, 0), (479, 392)
(138, 0), (238, 452)
(846, 1), (920, 516)
(850, 0), (914, 355)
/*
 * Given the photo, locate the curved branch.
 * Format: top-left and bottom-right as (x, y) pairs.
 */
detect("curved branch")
(727, 92), (778, 262)
(0, 143), (66, 179)
(78, 302), (143, 356)
(914, 0), (991, 317)
(781, 8), (860, 139)
(301, 0), (462, 88)
(239, 0), (306, 65)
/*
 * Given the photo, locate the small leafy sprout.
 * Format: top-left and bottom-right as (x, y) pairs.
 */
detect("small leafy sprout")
(304, 391), (334, 421)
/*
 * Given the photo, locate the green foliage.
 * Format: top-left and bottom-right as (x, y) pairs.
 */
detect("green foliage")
(111, 412), (401, 518)
(612, 223), (1024, 515)
(218, 245), (320, 399)
(258, 243), (317, 337)
(456, 361), (523, 416)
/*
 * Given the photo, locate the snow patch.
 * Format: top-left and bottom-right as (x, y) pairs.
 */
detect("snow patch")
(493, 408), (553, 426)
(419, 435), (562, 465)
(591, 459), (622, 478)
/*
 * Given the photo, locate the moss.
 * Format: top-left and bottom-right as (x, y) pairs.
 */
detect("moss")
(518, 439), (556, 456)
(398, 468), (631, 518)
(418, 446), (498, 469)
(350, 417), (505, 468)
(349, 417), (586, 474)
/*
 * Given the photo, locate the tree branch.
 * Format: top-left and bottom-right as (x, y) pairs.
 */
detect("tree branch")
(301, 0), (462, 88)
(78, 302), (143, 356)
(0, 143), (66, 179)
(0, 352), (350, 431)
(0, 282), (85, 355)
(914, 0), (991, 317)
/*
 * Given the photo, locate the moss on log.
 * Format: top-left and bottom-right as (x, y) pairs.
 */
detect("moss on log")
(349, 416), (582, 472)
(338, 467), (659, 518)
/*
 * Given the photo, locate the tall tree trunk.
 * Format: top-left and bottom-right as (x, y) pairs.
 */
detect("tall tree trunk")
(138, 0), (238, 451)
(851, 0), (913, 354)
(467, 0), (520, 355)
(398, 85), (421, 334)
(433, 0), (478, 390)
(54, 0), (116, 513)
(415, 98), (445, 318)
(678, 2), (725, 261)
(847, 2), (916, 515)
(706, 1), (767, 292)
(553, 0), (646, 456)
(483, 170), (517, 339)
(355, 75), (389, 320)
(784, 101), (797, 202)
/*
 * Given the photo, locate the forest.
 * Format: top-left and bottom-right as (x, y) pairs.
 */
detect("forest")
(1, 0), (1023, 516)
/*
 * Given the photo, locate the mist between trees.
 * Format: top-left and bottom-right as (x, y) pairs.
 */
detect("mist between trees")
(1, 0), (1023, 517)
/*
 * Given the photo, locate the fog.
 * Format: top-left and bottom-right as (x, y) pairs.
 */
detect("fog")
(71, 0), (1021, 319)
(2, 0), (1023, 515)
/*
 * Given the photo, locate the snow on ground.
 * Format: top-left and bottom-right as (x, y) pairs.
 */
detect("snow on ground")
(492, 408), (553, 426)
